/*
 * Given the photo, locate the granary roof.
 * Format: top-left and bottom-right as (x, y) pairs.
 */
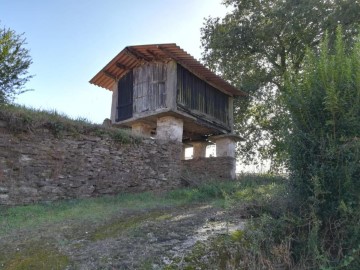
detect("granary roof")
(89, 43), (246, 96)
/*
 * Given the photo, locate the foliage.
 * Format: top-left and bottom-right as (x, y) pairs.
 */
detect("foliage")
(283, 27), (360, 268)
(201, 0), (360, 169)
(0, 24), (33, 103)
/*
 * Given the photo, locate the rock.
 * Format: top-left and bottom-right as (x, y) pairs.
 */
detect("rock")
(102, 118), (112, 127)
(78, 185), (95, 195)
(0, 194), (9, 200)
(19, 186), (38, 196)
(19, 154), (32, 163)
(0, 187), (8, 194)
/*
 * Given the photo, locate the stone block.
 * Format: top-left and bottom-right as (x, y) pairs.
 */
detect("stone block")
(0, 187), (8, 194)
(0, 194), (9, 200)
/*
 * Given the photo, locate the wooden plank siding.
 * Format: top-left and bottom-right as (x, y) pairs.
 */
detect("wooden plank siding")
(133, 62), (167, 115)
(176, 64), (229, 126)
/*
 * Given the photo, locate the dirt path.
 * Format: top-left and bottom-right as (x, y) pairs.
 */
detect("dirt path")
(0, 203), (245, 269)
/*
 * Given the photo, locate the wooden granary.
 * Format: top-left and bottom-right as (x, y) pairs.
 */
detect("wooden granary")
(90, 43), (245, 146)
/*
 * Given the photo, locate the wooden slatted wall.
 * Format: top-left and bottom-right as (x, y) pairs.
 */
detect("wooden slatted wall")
(133, 62), (167, 114)
(177, 64), (229, 125)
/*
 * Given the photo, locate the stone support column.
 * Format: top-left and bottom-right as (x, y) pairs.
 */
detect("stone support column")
(210, 134), (244, 179)
(215, 137), (236, 158)
(156, 116), (183, 142)
(131, 122), (152, 137)
(192, 141), (209, 158)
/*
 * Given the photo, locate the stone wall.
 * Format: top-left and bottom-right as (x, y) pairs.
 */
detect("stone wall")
(0, 128), (182, 205)
(181, 157), (236, 184)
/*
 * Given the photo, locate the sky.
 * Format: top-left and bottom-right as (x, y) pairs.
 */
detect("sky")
(1, 0), (230, 123)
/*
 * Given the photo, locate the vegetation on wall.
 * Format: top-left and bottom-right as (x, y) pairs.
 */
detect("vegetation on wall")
(0, 104), (138, 144)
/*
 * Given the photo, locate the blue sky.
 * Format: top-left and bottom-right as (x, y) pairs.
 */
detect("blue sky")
(1, 0), (229, 123)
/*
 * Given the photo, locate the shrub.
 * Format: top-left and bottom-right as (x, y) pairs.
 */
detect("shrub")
(283, 27), (360, 268)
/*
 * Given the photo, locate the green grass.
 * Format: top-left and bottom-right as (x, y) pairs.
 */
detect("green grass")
(90, 210), (169, 241)
(162, 175), (291, 270)
(0, 174), (286, 237)
(0, 103), (139, 143)
(3, 244), (69, 270)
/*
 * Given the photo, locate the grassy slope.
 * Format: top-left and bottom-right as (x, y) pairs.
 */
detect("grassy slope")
(0, 175), (286, 270)
(0, 104), (139, 144)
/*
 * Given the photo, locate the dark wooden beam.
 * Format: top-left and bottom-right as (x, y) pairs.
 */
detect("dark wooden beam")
(126, 47), (153, 61)
(102, 70), (117, 80)
(115, 62), (129, 70)
(146, 49), (167, 61)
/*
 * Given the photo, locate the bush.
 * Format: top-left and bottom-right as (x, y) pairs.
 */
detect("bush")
(283, 27), (360, 268)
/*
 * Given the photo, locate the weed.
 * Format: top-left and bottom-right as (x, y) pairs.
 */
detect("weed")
(90, 211), (167, 241)
(0, 103), (139, 144)
(1, 242), (69, 270)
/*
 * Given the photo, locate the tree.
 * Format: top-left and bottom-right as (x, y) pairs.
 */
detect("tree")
(283, 28), (360, 268)
(201, 0), (360, 169)
(0, 24), (33, 104)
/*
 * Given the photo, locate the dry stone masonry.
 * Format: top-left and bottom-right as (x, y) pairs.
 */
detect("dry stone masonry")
(0, 121), (238, 205)
(0, 127), (181, 205)
(182, 157), (236, 184)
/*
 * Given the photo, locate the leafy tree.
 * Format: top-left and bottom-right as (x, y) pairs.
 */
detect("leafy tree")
(0, 24), (33, 104)
(284, 28), (360, 268)
(201, 0), (360, 169)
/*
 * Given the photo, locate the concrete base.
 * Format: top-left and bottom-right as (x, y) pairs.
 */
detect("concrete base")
(216, 137), (236, 158)
(132, 122), (152, 137)
(156, 116), (183, 142)
(210, 134), (244, 179)
(210, 134), (243, 158)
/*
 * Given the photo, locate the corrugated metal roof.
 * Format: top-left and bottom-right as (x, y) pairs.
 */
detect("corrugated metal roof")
(89, 43), (246, 96)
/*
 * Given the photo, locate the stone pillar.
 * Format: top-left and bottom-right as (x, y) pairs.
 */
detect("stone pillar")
(192, 141), (208, 158)
(215, 137), (236, 158)
(156, 116), (183, 142)
(210, 134), (244, 179)
(132, 122), (152, 137)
